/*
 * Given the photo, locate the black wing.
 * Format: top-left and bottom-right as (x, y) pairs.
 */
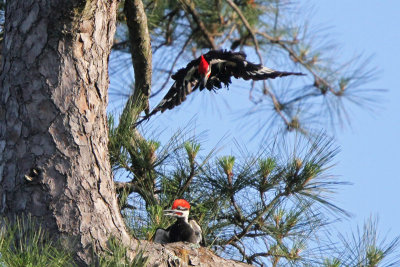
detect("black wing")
(151, 79), (199, 114)
(136, 50), (304, 126)
(141, 58), (202, 120)
(203, 50), (305, 90)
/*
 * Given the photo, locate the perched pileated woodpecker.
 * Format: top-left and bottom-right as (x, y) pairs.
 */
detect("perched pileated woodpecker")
(136, 50), (304, 125)
(154, 199), (202, 245)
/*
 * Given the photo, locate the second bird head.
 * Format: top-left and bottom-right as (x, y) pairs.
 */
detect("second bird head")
(163, 199), (191, 220)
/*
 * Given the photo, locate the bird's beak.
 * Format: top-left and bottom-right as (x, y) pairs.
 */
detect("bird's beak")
(163, 209), (183, 217)
(164, 209), (189, 219)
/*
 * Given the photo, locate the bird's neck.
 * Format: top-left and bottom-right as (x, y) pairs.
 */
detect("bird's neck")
(176, 213), (189, 223)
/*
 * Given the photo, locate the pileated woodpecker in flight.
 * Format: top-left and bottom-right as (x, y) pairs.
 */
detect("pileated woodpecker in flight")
(136, 50), (304, 125)
(154, 199), (202, 245)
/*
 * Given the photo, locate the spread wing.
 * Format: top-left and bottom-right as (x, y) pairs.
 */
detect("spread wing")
(134, 67), (200, 126)
(152, 78), (199, 114)
(143, 59), (201, 119)
(203, 50), (304, 90)
(135, 50), (304, 126)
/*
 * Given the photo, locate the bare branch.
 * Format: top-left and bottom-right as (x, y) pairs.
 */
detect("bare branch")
(226, 192), (284, 245)
(115, 181), (139, 195)
(225, 0), (262, 62)
(179, 0), (217, 50)
(255, 30), (338, 96)
(177, 160), (197, 198)
(225, 0), (292, 128)
(124, 0), (153, 115)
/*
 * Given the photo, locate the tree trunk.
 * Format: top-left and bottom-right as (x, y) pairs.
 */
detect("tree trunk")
(0, 1), (251, 266)
(0, 0), (130, 264)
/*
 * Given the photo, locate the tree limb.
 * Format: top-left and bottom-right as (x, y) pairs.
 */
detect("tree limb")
(124, 0), (153, 115)
(225, 0), (292, 127)
(115, 181), (139, 195)
(225, 0), (262, 62)
(179, 0), (217, 50)
(177, 159), (197, 198)
(225, 192), (284, 245)
(255, 30), (338, 96)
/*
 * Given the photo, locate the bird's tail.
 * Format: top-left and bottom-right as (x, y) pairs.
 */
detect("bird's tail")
(248, 66), (306, 80)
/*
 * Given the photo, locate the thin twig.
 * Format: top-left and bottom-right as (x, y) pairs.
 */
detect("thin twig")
(179, 0), (217, 50)
(225, 192), (284, 245)
(256, 30), (338, 96)
(230, 241), (251, 264)
(218, 24), (237, 47)
(225, 0), (263, 64)
(225, 0), (291, 127)
(226, 172), (245, 225)
(177, 159), (197, 198)
(115, 181), (139, 195)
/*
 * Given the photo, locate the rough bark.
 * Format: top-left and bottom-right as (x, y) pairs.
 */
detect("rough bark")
(141, 242), (251, 267)
(0, 0), (251, 266)
(0, 0), (130, 264)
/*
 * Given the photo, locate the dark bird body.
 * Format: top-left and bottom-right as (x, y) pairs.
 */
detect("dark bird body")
(156, 218), (201, 244)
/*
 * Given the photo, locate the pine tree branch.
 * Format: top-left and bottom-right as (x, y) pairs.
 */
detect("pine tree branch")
(225, 0), (292, 128)
(112, 40), (129, 51)
(124, 0), (153, 115)
(177, 161), (196, 198)
(225, 192), (284, 245)
(120, 203), (137, 211)
(255, 30), (338, 96)
(115, 181), (139, 195)
(248, 252), (286, 263)
(179, 0), (217, 50)
(230, 241), (253, 264)
(225, 0), (262, 62)
(227, 173), (245, 224)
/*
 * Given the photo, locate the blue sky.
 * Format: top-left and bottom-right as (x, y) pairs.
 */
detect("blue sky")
(109, 0), (400, 255)
(308, 0), (400, 242)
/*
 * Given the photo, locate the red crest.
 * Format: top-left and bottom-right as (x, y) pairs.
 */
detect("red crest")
(198, 55), (209, 75)
(171, 199), (190, 210)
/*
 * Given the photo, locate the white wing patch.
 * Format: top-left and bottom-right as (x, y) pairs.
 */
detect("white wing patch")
(189, 220), (202, 244)
(246, 66), (276, 76)
(259, 66), (275, 73)
(209, 59), (227, 65)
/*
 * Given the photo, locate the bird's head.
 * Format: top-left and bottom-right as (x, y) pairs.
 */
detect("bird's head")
(164, 199), (190, 221)
(198, 55), (211, 88)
